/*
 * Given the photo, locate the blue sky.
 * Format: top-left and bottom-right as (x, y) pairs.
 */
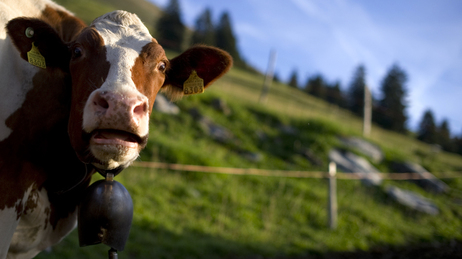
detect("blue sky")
(150, 0), (462, 135)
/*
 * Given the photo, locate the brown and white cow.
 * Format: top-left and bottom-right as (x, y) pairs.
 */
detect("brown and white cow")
(0, 0), (232, 258)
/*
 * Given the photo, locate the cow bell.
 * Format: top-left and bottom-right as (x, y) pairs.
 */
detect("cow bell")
(78, 173), (133, 252)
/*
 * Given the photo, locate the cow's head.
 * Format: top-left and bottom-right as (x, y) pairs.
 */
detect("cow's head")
(6, 10), (232, 173)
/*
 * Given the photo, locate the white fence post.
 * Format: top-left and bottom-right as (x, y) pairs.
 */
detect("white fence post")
(258, 49), (277, 103)
(328, 162), (337, 229)
(363, 85), (372, 137)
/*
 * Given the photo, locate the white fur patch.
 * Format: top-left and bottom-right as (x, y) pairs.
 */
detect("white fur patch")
(0, 207), (20, 259)
(0, 184), (34, 259)
(91, 11), (152, 95)
(82, 11), (154, 169)
(8, 187), (77, 259)
(0, 186), (77, 259)
(0, 0), (71, 142)
(83, 11), (153, 137)
(0, 42), (38, 142)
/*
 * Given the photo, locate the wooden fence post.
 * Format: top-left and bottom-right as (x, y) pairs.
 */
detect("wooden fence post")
(328, 162), (337, 229)
(363, 85), (372, 137)
(258, 49), (277, 103)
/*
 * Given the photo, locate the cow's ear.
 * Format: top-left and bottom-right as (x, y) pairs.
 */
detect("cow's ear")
(6, 17), (71, 70)
(162, 45), (233, 101)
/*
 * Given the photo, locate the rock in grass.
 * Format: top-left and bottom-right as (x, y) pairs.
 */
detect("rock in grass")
(392, 161), (449, 194)
(202, 119), (234, 143)
(189, 108), (234, 143)
(279, 124), (298, 135)
(211, 98), (232, 116)
(386, 186), (439, 215)
(241, 152), (263, 162)
(300, 148), (323, 166)
(154, 94), (180, 114)
(328, 149), (382, 186)
(340, 137), (384, 163)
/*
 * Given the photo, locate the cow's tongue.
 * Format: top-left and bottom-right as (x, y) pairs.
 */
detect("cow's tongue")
(92, 130), (138, 147)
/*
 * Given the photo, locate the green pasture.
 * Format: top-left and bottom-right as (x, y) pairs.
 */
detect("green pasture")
(54, 0), (161, 32)
(37, 66), (462, 259)
(35, 1), (462, 258)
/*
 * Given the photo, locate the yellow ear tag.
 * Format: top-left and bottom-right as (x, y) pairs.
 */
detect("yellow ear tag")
(183, 70), (204, 95)
(27, 42), (46, 69)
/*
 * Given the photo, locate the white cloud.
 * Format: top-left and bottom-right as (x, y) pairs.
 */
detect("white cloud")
(235, 22), (268, 42)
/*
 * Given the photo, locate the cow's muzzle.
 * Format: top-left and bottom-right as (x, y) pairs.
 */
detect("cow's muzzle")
(83, 90), (150, 170)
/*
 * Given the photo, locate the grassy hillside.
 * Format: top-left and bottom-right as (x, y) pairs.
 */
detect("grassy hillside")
(205, 68), (462, 174)
(37, 64), (462, 259)
(54, 0), (161, 32)
(36, 1), (462, 258)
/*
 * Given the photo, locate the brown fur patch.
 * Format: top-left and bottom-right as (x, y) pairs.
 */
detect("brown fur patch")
(1, 5), (94, 226)
(131, 41), (168, 111)
(67, 27), (110, 163)
(162, 45), (233, 101)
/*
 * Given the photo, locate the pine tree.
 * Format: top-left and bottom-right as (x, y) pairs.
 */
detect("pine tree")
(273, 72), (281, 83)
(417, 109), (437, 144)
(326, 81), (347, 108)
(437, 119), (454, 152)
(304, 74), (326, 99)
(374, 64), (408, 133)
(347, 65), (366, 116)
(191, 8), (215, 46)
(215, 12), (241, 65)
(156, 0), (185, 51)
(288, 70), (299, 88)
(456, 132), (462, 155)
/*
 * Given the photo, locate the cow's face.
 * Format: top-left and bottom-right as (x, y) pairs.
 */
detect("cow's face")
(67, 13), (167, 172)
(6, 11), (232, 173)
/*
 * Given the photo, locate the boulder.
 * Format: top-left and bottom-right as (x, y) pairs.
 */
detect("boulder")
(153, 94), (180, 114)
(391, 161), (449, 194)
(255, 130), (267, 141)
(329, 149), (382, 186)
(211, 98), (232, 116)
(279, 124), (298, 135)
(386, 186), (439, 215)
(199, 117), (233, 143)
(241, 152), (263, 162)
(188, 107), (202, 120)
(189, 108), (234, 143)
(340, 137), (384, 163)
(300, 148), (323, 166)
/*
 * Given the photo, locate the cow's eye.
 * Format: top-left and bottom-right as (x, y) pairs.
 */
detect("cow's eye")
(72, 46), (83, 59)
(158, 61), (166, 72)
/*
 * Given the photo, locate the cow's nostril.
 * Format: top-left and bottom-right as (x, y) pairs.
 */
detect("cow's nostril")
(133, 102), (147, 116)
(95, 95), (109, 109)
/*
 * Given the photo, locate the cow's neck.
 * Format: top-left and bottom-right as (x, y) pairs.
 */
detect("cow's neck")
(0, 8), (88, 210)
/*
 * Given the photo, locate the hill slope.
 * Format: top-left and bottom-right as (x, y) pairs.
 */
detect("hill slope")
(37, 65), (462, 259)
(54, 0), (161, 32)
(35, 1), (462, 258)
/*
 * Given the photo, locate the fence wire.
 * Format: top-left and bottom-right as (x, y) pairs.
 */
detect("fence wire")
(132, 161), (462, 180)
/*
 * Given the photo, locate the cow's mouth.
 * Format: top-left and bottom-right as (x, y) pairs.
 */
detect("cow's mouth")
(90, 129), (145, 148)
(88, 129), (148, 171)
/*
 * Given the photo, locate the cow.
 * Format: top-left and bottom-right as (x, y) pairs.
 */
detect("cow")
(0, 0), (232, 258)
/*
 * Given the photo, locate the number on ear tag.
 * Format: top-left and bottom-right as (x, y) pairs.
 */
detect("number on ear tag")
(183, 70), (204, 95)
(27, 42), (46, 69)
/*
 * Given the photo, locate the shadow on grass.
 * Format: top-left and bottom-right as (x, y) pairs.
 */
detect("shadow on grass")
(37, 206), (462, 259)
(242, 239), (462, 259)
(37, 220), (283, 259)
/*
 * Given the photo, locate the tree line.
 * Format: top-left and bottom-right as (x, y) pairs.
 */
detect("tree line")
(417, 110), (462, 154)
(154, 0), (247, 68)
(154, 0), (462, 156)
(286, 65), (462, 155)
